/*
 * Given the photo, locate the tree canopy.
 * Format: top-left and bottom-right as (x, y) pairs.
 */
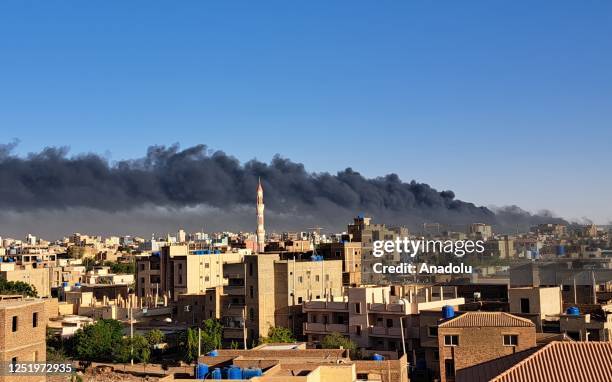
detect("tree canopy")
(0, 279), (38, 297)
(261, 326), (295, 344)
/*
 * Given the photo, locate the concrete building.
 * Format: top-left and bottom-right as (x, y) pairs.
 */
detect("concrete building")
(135, 245), (244, 302)
(226, 254), (344, 345)
(318, 241), (362, 285)
(0, 263), (51, 297)
(469, 223), (492, 240)
(303, 285), (465, 359)
(437, 312), (537, 382)
(508, 286), (563, 330)
(348, 216), (408, 284)
(0, 296), (48, 382)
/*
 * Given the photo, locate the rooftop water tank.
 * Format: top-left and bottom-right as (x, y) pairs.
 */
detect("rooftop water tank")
(556, 245), (565, 256)
(442, 305), (455, 319)
(372, 353), (384, 361)
(195, 364), (208, 379)
(227, 366), (242, 380)
(242, 368), (263, 379)
(211, 368), (222, 380)
(207, 349), (218, 357)
(566, 306), (580, 316)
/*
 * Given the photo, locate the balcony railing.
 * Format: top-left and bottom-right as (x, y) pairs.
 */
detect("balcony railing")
(224, 286), (246, 296)
(368, 325), (407, 338)
(368, 302), (409, 314)
(302, 301), (349, 311)
(303, 322), (348, 334)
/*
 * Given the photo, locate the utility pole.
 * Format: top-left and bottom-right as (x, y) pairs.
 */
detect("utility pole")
(198, 327), (202, 358)
(130, 306), (134, 366)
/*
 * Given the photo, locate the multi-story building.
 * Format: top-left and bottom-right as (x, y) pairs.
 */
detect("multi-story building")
(221, 254), (342, 346)
(318, 241), (362, 285)
(348, 216), (408, 284)
(0, 263), (52, 298)
(303, 285), (465, 359)
(469, 223), (492, 240)
(0, 296), (48, 382)
(437, 312), (537, 382)
(135, 245), (244, 302)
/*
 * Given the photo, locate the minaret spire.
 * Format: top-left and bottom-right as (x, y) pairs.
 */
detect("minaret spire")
(256, 177), (265, 253)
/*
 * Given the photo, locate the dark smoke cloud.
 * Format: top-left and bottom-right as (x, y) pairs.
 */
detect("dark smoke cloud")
(0, 143), (566, 238)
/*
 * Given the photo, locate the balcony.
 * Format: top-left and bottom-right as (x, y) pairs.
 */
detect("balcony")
(368, 326), (406, 338)
(223, 327), (246, 339)
(224, 285), (245, 296)
(368, 302), (409, 314)
(302, 301), (349, 312)
(303, 322), (349, 334)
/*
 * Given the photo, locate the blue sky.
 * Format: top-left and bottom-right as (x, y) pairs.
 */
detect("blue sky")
(1, 1), (611, 223)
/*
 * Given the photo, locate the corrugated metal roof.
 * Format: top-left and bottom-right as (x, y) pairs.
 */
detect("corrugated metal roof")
(491, 342), (612, 382)
(438, 312), (535, 328)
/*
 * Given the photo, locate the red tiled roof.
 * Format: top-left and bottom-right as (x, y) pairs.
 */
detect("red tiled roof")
(438, 312), (535, 328)
(491, 342), (612, 382)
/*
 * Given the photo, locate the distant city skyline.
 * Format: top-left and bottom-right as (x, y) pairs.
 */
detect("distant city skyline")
(1, 1), (611, 224)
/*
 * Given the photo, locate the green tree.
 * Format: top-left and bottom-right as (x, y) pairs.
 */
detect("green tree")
(113, 335), (150, 364)
(145, 329), (165, 347)
(321, 332), (357, 357)
(179, 328), (199, 364)
(200, 319), (222, 354)
(260, 326), (295, 344)
(0, 279), (38, 297)
(73, 319), (124, 362)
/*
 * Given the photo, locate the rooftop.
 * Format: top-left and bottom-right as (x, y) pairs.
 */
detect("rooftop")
(438, 312), (535, 328)
(491, 342), (612, 382)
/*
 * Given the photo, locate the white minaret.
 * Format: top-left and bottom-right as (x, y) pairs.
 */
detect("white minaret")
(256, 177), (265, 253)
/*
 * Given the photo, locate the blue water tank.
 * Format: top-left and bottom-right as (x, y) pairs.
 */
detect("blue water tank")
(372, 353), (384, 361)
(242, 368), (263, 379)
(62, 282), (69, 288)
(195, 364), (208, 379)
(211, 368), (222, 380)
(442, 305), (455, 319)
(556, 245), (565, 256)
(227, 366), (242, 379)
(207, 349), (218, 357)
(566, 306), (580, 316)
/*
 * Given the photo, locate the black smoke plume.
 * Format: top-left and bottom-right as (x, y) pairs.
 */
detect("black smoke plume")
(0, 142), (565, 238)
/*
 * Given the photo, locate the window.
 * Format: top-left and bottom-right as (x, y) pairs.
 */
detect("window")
(520, 298), (530, 314)
(354, 303), (361, 314)
(428, 326), (438, 337)
(32, 312), (38, 328)
(315, 275), (320, 282)
(205, 263), (209, 268)
(298, 297), (303, 304)
(444, 335), (459, 346)
(204, 276), (209, 282)
(503, 335), (518, 346)
(433, 350), (439, 361)
(249, 263), (253, 276)
(386, 318), (393, 328)
(444, 359), (455, 378)
(250, 286), (254, 298)
(298, 276), (303, 283)
(355, 325), (362, 335)
(249, 308), (255, 321)
(12, 316), (18, 332)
